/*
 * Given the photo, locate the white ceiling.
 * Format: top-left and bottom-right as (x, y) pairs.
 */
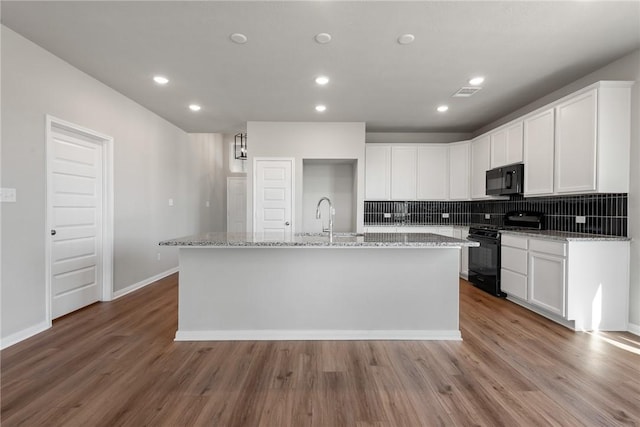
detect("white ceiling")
(2, 1), (639, 134)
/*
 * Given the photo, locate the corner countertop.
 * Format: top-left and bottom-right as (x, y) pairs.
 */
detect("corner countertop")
(159, 232), (480, 248)
(499, 229), (631, 242)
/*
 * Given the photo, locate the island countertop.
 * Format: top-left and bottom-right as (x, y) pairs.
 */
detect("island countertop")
(159, 232), (479, 248)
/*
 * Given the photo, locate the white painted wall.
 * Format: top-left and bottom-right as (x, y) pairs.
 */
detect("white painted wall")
(0, 27), (221, 344)
(477, 49), (640, 331)
(366, 132), (473, 144)
(302, 160), (356, 233)
(245, 122), (366, 234)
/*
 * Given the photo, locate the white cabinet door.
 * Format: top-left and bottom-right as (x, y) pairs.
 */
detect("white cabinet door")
(491, 122), (522, 168)
(449, 141), (470, 200)
(501, 269), (527, 300)
(490, 129), (508, 168)
(470, 135), (491, 199)
(524, 108), (555, 196)
(417, 144), (448, 200)
(391, 146), (417, 200)
(528, 250), (566, 317)
(554, 89), (597, 194)
(506, 122), (524, 165)
(365, 145), (391, 200)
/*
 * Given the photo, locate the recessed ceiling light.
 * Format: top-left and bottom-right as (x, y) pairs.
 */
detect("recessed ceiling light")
(437, 105), (449, 113)
(153, 76), (169, 85)
(189, 104), (201, 112)
(315, 76), (330, 85)
(469, 76), (485, 86)
(315, 33), (332, 44)
(230, 33), (248, 44)
(397, 34), (415, 45)
(315, 105), (327, 112)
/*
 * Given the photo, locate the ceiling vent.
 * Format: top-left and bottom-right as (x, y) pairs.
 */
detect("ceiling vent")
(452, 86), (482, 97)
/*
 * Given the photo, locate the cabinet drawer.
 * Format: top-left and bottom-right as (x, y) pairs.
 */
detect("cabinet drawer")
(501, 234), (528, 249)
(501, 247), (527, 274)
(529, 239), (566, 257)
(501, 269), (527, 300)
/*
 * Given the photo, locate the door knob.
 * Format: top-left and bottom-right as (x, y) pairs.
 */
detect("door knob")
(51, 229), (57, 236)
(285, 221), (290, 226)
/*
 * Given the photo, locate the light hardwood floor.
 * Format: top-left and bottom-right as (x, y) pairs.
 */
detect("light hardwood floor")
(2, 274), (639, 426)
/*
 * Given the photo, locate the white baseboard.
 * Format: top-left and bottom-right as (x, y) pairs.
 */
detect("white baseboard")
(1, 320), (51, 350)
(628, 322), (640, 336)
(112, 267), (179, 300)
(175, 329), (462, 341)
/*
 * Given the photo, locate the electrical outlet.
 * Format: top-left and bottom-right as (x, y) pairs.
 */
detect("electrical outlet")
(576, 216), (586, 224)
(485, 214), (491, 220)
(0, 188), (16, 203)
(442, 213), (450, 219)
(383, 213), (391, 219)
(157, 252), (161, 261)
(205, 201), (210, 207)
(168, 198), (174, 207)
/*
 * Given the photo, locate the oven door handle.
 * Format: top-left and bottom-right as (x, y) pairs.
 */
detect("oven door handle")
(467, 236), (498, 244)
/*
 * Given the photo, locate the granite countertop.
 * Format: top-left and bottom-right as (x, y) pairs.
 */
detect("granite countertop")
(499, 229), (631, 242)
(159, 232), (480, 248)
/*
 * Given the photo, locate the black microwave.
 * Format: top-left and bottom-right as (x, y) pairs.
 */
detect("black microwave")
(486, 163), (524, 196)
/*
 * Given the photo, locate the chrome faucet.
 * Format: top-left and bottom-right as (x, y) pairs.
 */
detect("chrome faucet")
(315, 197), (334, 241)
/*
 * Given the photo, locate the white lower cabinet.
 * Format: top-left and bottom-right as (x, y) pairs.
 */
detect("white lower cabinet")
(500, 233), (629, 331)
(528, 250), (566, 317)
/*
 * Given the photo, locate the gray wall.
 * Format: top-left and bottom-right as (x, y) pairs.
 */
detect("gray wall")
(477, 49), (640, 330)
(366, 132), (472, 144)
(1, 26), (220, 342)
(245, 121), (366, 234)
(302, 161), (356, 233)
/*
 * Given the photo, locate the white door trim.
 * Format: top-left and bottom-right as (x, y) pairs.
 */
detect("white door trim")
(45, 115), (114, 325)
(252, 157), (295, 235)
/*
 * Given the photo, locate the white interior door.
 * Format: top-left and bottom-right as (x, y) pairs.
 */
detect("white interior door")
(227, 177), (247, 233)
(48, 121), (109, 319)
(254, 158), (293, 239)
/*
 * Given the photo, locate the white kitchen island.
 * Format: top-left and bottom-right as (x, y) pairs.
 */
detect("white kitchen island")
(159, 232), (478, 341)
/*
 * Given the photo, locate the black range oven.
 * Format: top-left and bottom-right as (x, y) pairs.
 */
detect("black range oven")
(467, 227), (503, 297)
(467, 211), (544, 297)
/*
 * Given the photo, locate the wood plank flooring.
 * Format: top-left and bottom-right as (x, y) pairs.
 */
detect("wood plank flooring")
(2, 274), (639, 426)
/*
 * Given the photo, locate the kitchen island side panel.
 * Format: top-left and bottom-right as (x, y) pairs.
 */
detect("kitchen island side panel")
(176, 247), (460, 340)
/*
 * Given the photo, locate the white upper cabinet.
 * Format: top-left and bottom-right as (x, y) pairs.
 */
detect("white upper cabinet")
(390, 145), (417, 200)
(470, 135), (491, 199)
(523, 108), (555, 196)
(417, 144), (449, 200)
(365, 144), (391, 200)
(448, 141), (470, 200)
(554, 90), (597, 194)
(554, 83), (632, 194)
(490, 121), (523, 168)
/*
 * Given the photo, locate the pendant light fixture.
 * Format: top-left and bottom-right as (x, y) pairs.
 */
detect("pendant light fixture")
(234, 133), (248, 160)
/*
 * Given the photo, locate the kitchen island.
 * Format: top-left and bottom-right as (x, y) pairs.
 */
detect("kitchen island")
(159, 232), (478, 341)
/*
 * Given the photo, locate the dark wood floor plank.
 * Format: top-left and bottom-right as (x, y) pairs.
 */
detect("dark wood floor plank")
(2, 274), (639, 426)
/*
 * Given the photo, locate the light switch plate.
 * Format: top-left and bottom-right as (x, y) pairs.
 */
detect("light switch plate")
(168, 198), (174, 207)
(0, 188), (16, 203)
(383, 213), (391, 219)
(485, 214), (491, 220)
(442, 213), (450, 219)
(205, 201), (210, 207)
(576, 215), (586, 224)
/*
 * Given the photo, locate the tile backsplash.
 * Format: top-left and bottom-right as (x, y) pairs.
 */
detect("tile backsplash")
(364, 193), (628, 236)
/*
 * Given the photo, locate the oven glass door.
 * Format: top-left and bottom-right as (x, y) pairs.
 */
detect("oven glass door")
(468, 235), (501, 295)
